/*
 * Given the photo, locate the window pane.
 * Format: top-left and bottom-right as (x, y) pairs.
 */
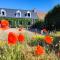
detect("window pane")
(18, 13), (20, 16)
(25, 13), (27, 16)
(28, 13), (30, 17)
(2, 12), (5, 15)
(16, 13), (20, 17)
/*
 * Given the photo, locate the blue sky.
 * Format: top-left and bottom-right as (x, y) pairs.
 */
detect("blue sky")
(0, 0), (60, 13)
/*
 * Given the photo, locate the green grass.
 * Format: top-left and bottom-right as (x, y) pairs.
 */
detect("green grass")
(50, 31), (60, 37)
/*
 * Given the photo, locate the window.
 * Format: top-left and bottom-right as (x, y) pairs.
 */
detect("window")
(16, 10), (21, 17)
(28, 13), (30, 17)
(17, 13), (20, 16)
(27, 11), (31, 18)
(2, 11), (5, 15)
(25, 13), (27, 16)
(1, 9), (6, 16)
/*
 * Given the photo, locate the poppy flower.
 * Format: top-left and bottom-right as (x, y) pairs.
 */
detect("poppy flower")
(1, 20), (9, 29)
(35, 45), (45, 55)
(44, 35), (53, 44)
(8, 32), (18, 45)
(18, 34), (25, 43)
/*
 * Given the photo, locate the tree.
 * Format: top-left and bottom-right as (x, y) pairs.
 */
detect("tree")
(30, 21), (45, 30)
(45, 4), (60, 31)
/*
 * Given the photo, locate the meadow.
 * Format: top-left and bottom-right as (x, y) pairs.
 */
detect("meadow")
(0, 28), (60, 60)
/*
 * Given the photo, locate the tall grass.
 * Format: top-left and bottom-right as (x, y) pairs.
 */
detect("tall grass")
(0, 30), (60, 60)
(0, 41), (59, 60)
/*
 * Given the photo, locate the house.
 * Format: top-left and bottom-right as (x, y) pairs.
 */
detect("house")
(0, 8), (38, 28)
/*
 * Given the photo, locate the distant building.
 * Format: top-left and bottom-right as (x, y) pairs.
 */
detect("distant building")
(0, 8), (37, 19)
(0, 8), (38, 27)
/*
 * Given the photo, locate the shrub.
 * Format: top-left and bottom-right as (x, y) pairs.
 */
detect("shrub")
(30, 35), (45, 46)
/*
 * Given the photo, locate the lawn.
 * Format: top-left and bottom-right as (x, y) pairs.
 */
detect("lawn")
(50, 31), (60, 37)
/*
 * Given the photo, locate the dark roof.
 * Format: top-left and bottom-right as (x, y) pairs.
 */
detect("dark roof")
(0, 8), (38, 19)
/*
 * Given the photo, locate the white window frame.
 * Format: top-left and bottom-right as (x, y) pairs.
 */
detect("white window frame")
(27, 11), (31, 18)
(1, 9), (6, 16)
(16, 10), (21, 17)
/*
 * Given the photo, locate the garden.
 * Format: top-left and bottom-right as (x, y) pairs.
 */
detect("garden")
(0, 19), (60, 60)
(0, 5), (60, 60)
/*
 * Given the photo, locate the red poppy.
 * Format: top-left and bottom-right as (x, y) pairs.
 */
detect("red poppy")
(1, 20), (9, 29)
(8, 32), (17, 45)
(35, 45), (45, 55)
(44, 35), (53, 44)
(18, 34), (25, 43)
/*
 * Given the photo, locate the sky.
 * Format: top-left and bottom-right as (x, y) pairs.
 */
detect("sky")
(0, 0), (60, 13)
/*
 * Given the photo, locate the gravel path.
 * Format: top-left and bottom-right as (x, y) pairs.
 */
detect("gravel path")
(0, 28), (35, 40)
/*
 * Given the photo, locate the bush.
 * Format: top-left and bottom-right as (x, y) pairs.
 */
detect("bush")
(31, 21), (45, 29)
(29, 35), (45, 46)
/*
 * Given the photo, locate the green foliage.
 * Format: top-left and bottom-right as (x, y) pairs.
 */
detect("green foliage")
(31, 21), (45, 29)
(30, 35), (45, 46)
(30, 40), (38, 46)
(0, 17), (38, 28)
(45, 4), (60, 31)
(53, 36), (60, 45)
